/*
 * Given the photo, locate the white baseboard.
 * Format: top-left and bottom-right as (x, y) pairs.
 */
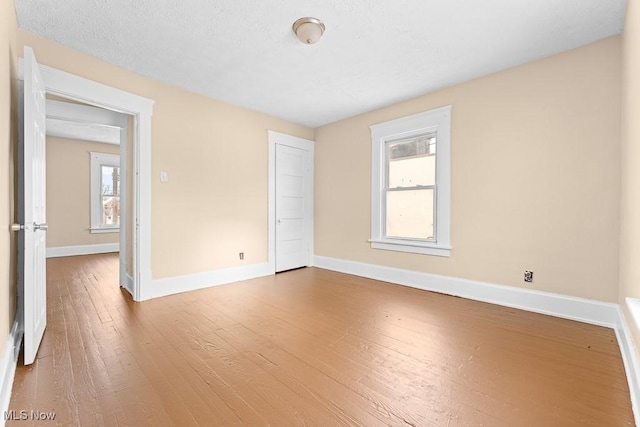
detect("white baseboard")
(147, 262), (271, 300)
(0, 319), (22, 427)
(617, 302), (640, 425)
(314, 255), (619, 328)
(46, 243), (119, 258)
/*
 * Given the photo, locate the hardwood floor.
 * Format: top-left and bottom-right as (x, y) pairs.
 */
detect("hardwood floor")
(7, 253), (633, 426)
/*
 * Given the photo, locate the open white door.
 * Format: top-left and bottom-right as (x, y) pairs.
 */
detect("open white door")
(275, 143), (312, 272)
(15, 47), (47, 365)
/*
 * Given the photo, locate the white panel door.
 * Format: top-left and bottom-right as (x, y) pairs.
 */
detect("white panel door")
(276, 144), (310, 272)
(22, 46), (48, 365)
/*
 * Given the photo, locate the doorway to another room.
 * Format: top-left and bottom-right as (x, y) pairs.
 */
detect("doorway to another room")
(44, 96), (134, 293)
(17, 46), (154, 365)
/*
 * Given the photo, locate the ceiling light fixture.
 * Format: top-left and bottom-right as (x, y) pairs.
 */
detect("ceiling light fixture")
(292, 17), (325, 45)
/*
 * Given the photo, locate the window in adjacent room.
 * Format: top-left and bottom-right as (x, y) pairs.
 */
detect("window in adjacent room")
(90, 152), (120, 233)
(370, 106), (451, 256)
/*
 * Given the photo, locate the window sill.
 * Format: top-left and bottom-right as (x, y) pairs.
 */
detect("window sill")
(90, 227), (120, 234)
(369, 239), (451, 257)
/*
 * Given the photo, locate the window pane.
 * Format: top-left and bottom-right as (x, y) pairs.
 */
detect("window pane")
(386, 189), (434, 239)
(101, 165), (120, 196)
(388, 134), (435, 159)
(388, 155), (435, 188)
(102, 195), (120, 226)
(387, 135), (436, 188)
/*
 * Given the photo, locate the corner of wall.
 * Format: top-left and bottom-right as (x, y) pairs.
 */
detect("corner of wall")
(2, 0), (20, 346)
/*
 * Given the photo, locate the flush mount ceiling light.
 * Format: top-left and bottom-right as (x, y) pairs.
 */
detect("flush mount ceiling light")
(292, 17), (325, 45)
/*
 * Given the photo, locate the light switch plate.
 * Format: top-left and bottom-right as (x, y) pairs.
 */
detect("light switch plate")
(160, 171), (169, 182)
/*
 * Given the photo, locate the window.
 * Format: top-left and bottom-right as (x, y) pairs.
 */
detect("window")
(370, 106), (451, 256)
(90, 152), (120, 233)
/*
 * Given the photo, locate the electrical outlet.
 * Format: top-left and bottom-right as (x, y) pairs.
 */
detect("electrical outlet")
(524, 270), (533, 283)
(239, 252), (244, 260)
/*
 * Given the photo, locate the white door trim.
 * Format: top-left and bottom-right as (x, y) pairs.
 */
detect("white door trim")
(19, 56), (155, 301)
(118, 126), (129, 293)
(267, 131), (314, 274)
(46, 99), (128, 128)
(46, 99), (126, 145)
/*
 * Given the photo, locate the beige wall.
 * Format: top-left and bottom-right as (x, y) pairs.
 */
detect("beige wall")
(4, 9), (631, 306)
(620, 0), (640, 340)
(46, 136), (119, 248)
(17, 30), (314, 280)
(315, 36), (622, 303)
(1, 0), (19, 342)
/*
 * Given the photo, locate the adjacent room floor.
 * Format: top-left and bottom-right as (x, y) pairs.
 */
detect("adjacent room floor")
(8, 254), (634, 426)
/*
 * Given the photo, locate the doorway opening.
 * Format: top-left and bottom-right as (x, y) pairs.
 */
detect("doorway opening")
(18, 52), (155, 303)
(18, 47), (154, 305)
(17, 47), (154, 364)
(43, 95), (134, 294)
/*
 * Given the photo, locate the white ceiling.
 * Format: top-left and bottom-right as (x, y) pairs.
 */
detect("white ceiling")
(15, 0), (627, 128)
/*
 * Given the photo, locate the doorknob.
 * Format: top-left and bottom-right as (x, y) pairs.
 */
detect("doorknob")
(34, 223), (48, 231)
(10, 224), (24, 232)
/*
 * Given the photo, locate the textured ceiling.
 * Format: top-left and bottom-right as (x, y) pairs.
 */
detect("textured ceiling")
(15, 0), (627, 127)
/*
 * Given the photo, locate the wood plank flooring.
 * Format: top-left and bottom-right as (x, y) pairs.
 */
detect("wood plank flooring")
(7, 253), (634, 426)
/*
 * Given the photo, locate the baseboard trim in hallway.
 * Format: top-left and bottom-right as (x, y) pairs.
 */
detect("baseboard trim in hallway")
(46, 243), (119, 258)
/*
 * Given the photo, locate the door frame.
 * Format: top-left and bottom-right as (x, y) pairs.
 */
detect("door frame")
(19, 56), (154, 301)
(267, 130), (314, 274)
(45, 99), (130, 289)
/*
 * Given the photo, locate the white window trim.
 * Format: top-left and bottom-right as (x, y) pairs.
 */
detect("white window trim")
(90, 152), (121, 234)
(370, 105), (451, 257)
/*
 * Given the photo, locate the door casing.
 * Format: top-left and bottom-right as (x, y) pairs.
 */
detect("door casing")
(18, 53), (154, 301)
